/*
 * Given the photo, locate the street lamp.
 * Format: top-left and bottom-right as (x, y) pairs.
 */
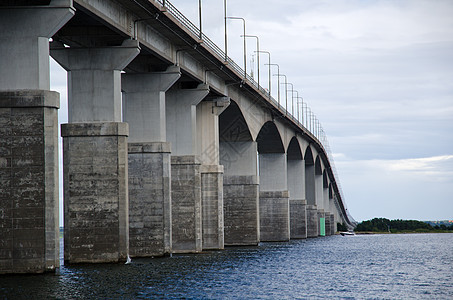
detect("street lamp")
(275, 74), (287, 110)
(266, 63), (280, 104)
(302, 102), (308, 128)
(255, 50), (271, 98)
(291, 90), (298, 119)
(296, 97), (304, 125)
(226, 16), (246, 79)
(282, 82), (293, 115)
(242, 35), (259, 86)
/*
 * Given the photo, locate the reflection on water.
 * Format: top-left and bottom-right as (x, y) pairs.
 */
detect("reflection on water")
(1, 233), (453, 299)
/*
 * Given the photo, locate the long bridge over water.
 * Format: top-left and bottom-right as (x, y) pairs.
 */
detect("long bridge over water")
(0, 0), (355, 274)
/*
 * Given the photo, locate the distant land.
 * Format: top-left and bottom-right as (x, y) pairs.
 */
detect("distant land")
(354, 218), (453, 233)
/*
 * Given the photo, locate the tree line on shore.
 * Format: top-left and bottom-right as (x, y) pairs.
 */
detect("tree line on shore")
(354, 218), (453, 233)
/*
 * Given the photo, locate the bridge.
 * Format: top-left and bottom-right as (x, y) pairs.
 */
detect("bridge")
(0, 0), (355, 274)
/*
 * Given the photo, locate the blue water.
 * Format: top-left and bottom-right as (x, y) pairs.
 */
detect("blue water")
(1, 233), (452, 299)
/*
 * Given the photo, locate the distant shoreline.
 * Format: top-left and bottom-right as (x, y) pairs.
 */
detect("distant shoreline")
(354, 231), (453, 235)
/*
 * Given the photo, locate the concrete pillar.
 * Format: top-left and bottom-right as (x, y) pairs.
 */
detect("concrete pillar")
(166, 85), (209, 253)
(221, 141), (259, 246)
(197, 98), (230, 250)
(315, 174), (324, 211)
(122, 69), (180, 257)
(259, 153), (290, 242)
(330, 213), (336, 235)
(0, 1), (74, 274)
(287, 159), (307, 239)
(306, 205), (319, 238)
(51, 40), (140, 264)
(325, 212), (331, 236)
(305, 163), (315, 206)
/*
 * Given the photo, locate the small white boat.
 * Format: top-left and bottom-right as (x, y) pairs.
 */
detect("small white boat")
(340, 231), (355, 236)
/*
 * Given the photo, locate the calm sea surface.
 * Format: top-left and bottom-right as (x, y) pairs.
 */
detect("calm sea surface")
(1, 233), (452, 299)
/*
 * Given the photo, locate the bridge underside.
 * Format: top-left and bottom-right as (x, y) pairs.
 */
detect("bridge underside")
(0, 0), (353, 274)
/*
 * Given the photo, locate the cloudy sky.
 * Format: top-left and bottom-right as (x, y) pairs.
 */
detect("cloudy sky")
(51, 0), (453, 222)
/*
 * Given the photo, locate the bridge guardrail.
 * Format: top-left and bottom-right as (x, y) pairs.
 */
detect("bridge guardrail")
(156, 0), (354, 226)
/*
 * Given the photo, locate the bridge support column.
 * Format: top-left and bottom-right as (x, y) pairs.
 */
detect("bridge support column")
(221, 142), (259, 246)
(287, 159), (307, 239)
(166, 85), (209, 253)
(259, 154), (290, 242)
(197, 99), (230, 250)
(306, 205), (319, 238)
(122, 69), (180, 257)
(51, 40), (140, 264)
(330, 213), (336, 235)
(0, 1), (74, 274)
(325, 212), (331, 236)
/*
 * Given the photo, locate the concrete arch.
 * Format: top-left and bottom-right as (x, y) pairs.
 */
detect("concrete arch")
(219, 100), (253, 143)
(256, 121), (285, 154)
(287, 136), (303, 160)
(323, 170), (329, 189)
(304, 145), (314, 165)
(304, 145), (315, 206)
(315, 156), (323, 176)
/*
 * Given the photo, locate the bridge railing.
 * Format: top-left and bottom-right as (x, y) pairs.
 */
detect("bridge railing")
(156, 0), (354, 226)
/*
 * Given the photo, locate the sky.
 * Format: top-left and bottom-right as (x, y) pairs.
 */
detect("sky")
(50, 0), (453, 222)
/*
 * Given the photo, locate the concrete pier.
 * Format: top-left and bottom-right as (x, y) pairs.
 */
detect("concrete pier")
(166, 85), (208, 253)
(127, 142), (172, 257)
(306, 205), (319, 238)
(171, 156), (202, 253)
(197, 99), (229, 250)
(287, 148), (307, 239)
(0, 0), (74, 274)
(259, 153), (290, 242)
(290, 199), (307, 239)
(122, 69), (180, 257)
(0, 91), (60, 274)
(221, 142), (260, 246)
(51, 40), (140, 263)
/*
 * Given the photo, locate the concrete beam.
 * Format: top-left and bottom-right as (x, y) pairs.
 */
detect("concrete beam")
(166, 84), (209, 156)
(0, 0), (75, 90)
(51, 39), (140, 122)
(122, 66), (181, 142)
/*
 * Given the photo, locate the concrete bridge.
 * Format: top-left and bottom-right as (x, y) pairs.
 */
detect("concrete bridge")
(0, 0), (355, 274)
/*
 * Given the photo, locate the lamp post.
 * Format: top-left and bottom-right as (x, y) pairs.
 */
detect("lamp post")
(226, 17), (246, 79)
(266, 63), (280, 104)
(242, 35), (259, 86)
(255, 50), (271, 98)
(275, 74), (286, 111)
(297, 97), (305, 125)
(302, 102), (308, 128)
(198, 0), (202, 39)
(282, 82), (293, 115)
(291, 90), (298, 119)
(224, 0), (227, 61)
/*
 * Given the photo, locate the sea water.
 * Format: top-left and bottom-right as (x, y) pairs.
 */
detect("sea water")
(1, 233), (452, 299)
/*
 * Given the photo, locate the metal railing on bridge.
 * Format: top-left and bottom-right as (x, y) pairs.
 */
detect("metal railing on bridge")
(156, 0), (354, 226)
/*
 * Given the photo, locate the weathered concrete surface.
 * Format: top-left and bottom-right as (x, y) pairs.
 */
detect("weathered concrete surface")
(223, 175), (260, 246)
(61, 122), (129, 263)
(201, 165), (224, 250)
(0, 1), (74, 90)
(259, 191), (290, 242)
(0, 91), (59, 274)
(290, 199), (307, 239)
(171, 155), (202, 253)
(306, 205), (319, 238)
(128, 142), (171, 257)
(330, 214), (336, 235)
(325, 212), (331, 236)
